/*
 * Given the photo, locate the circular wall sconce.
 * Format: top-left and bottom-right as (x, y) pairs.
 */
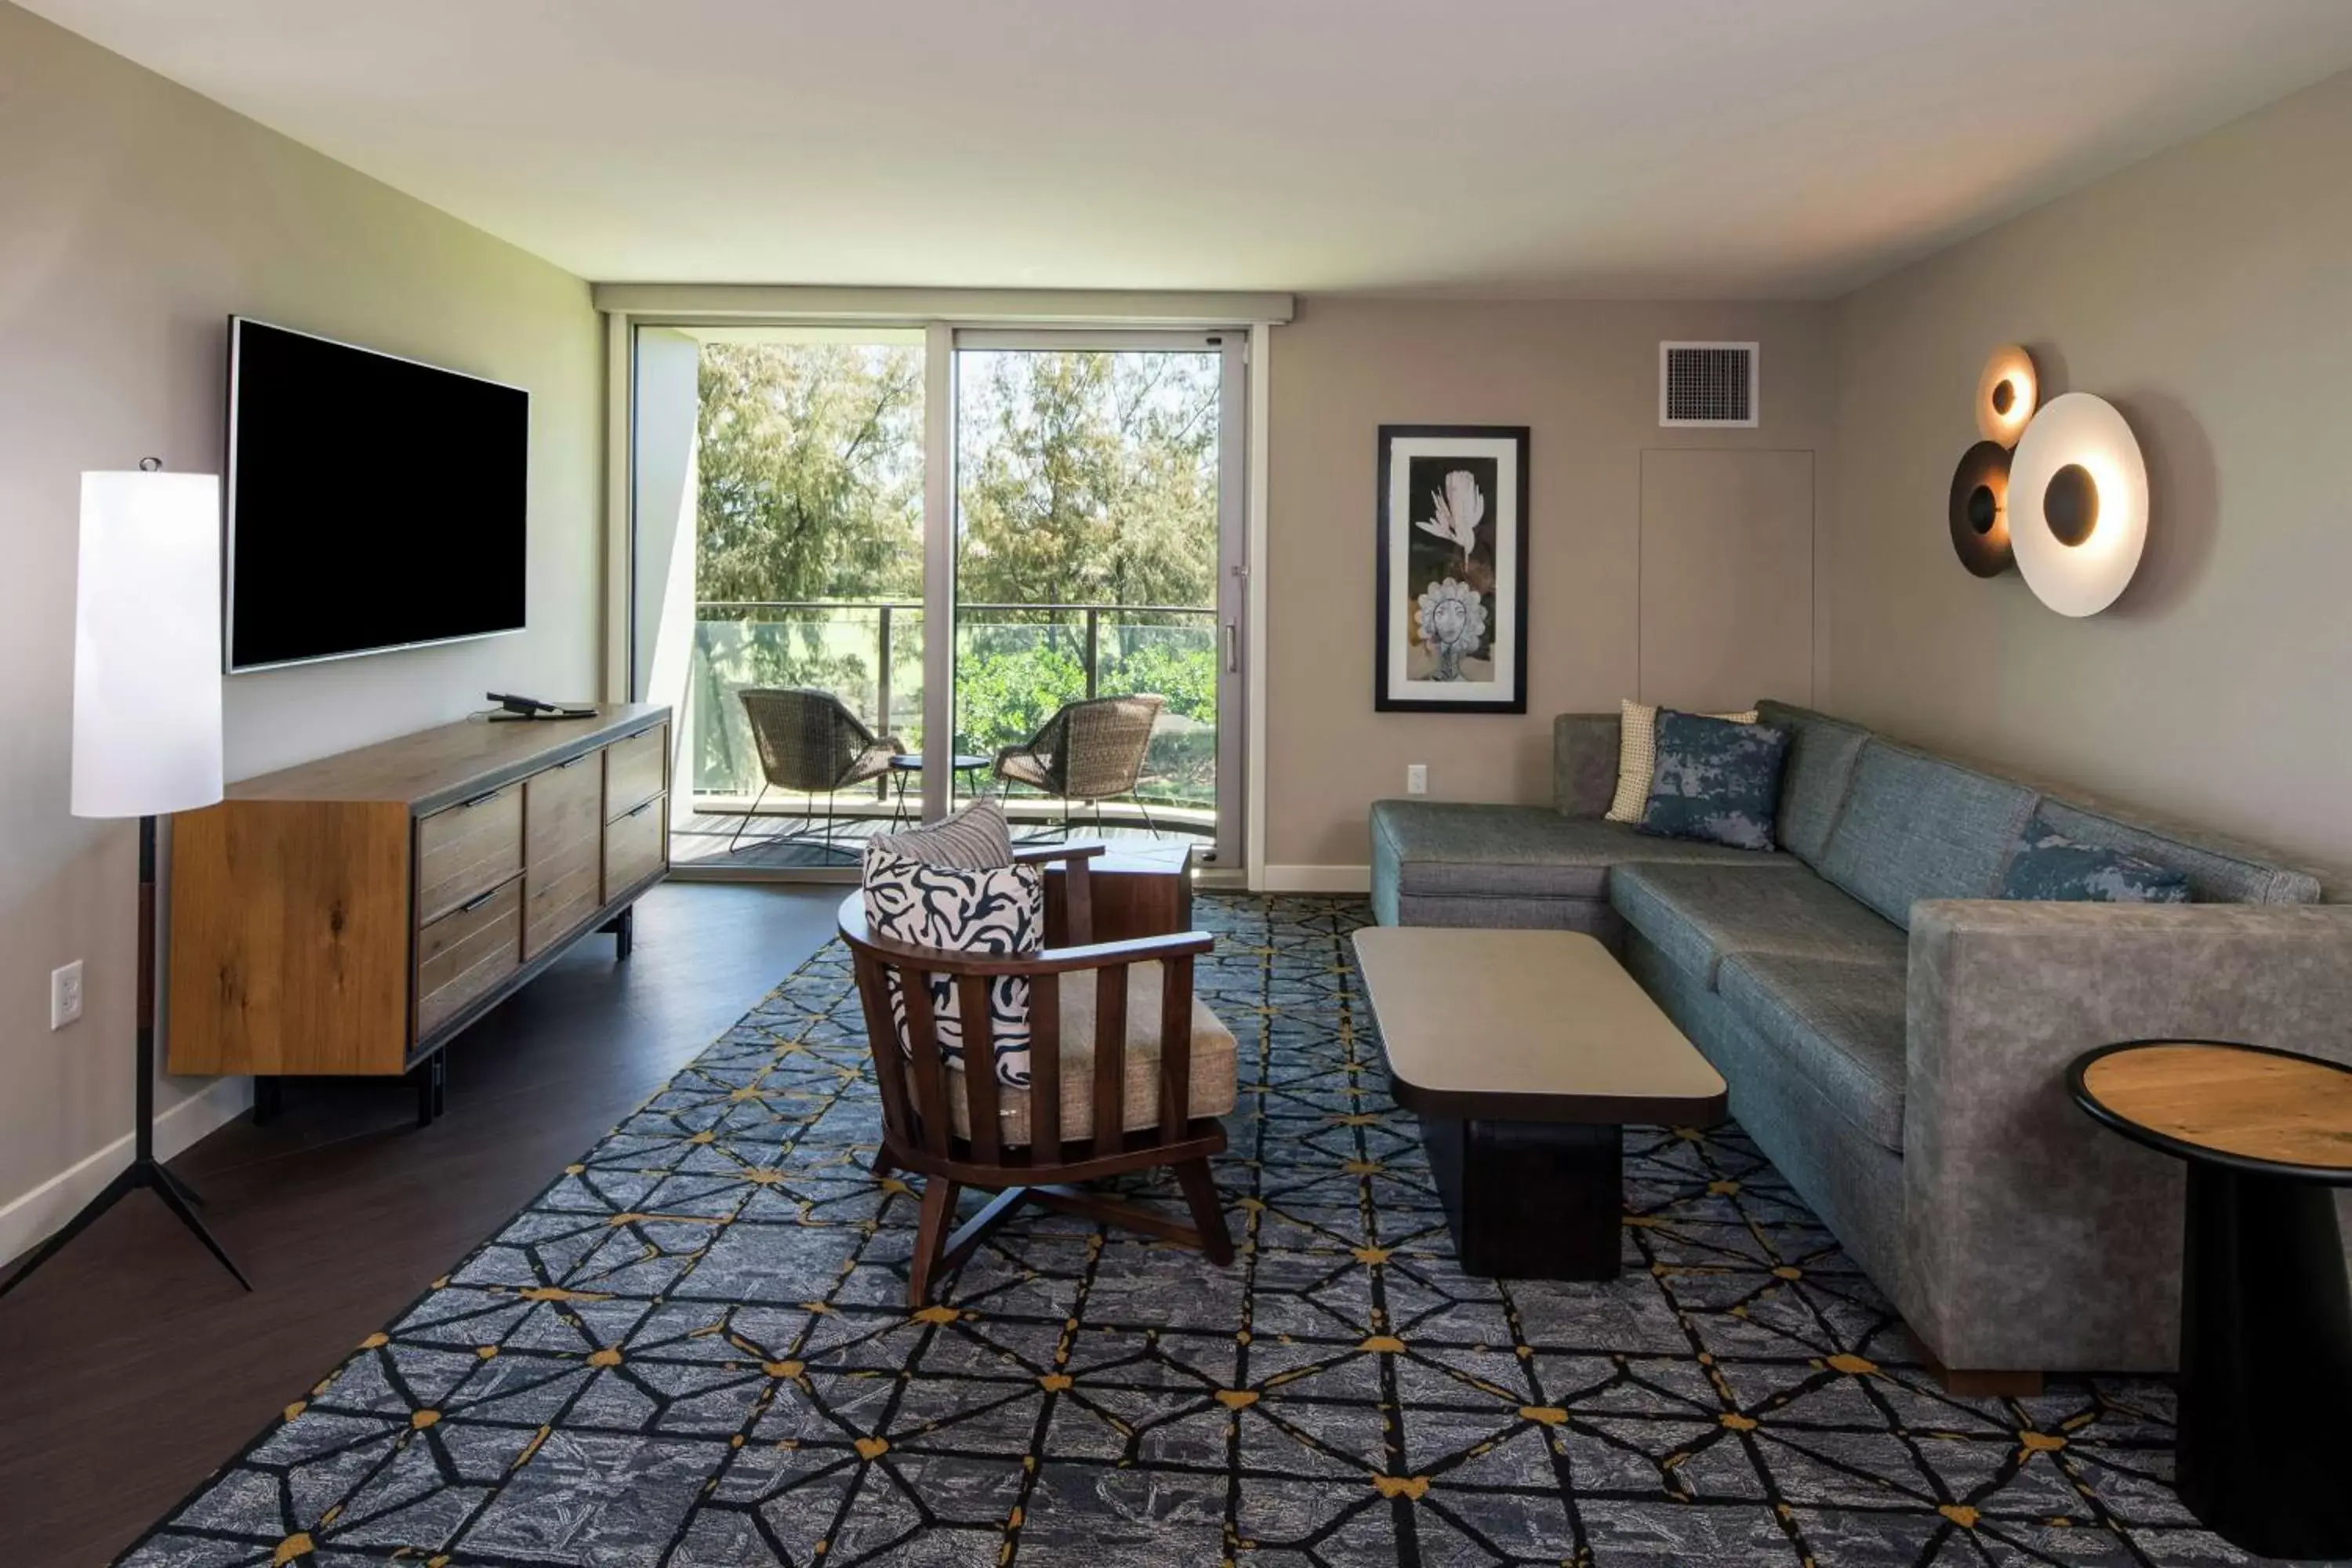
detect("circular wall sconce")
(1947, 441), (2013, 577)
(2009, 391), (2147, 617)
(1976, 344), (2038, 445)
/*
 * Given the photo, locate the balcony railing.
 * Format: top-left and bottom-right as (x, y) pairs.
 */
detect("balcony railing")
(689, 600), (1218, 812)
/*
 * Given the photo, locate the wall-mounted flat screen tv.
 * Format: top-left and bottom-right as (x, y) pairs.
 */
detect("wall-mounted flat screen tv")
(226, 318), (529, 672)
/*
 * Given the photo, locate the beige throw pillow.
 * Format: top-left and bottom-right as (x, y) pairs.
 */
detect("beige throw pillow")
(1605, 699), (1759, 823)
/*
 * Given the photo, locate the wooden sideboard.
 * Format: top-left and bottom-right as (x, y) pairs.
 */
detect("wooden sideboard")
(168, 704), (671, 1120)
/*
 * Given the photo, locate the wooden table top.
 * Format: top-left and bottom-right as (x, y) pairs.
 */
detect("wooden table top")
(2078, 1042), (2352, 1175)
(223, 703), (669, 811)
(1350, 927), (1726, 1125)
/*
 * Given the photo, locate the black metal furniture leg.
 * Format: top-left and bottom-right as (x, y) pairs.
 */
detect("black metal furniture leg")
(155, 1163), (207, 1208)
(2175, 1165), (2352, 1559)
(415, 1053), (448, 1128)
(149, 1168), (253, 1291)
(251, 1074), (283, 1126)
(599, 905), (634, 959)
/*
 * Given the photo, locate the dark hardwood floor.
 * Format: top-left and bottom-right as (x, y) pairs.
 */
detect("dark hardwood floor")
(0, 882), (840, 1568)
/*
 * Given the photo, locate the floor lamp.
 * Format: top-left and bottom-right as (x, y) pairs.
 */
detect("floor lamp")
(0, 464), (249, 1298)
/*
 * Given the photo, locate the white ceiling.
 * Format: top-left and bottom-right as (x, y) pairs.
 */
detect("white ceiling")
(26, 0), (2352, 297)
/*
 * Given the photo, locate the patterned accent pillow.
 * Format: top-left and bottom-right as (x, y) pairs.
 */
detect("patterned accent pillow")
(1638, 710), (1791, 852)
(866, 797), (1014, 869)
(1606, 699), (1759, 823)
(860, 844), (1042, 1087)
(2000, 814), (2193, 904)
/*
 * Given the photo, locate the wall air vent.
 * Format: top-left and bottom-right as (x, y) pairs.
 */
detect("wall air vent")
(1660, 342), (1759, 427)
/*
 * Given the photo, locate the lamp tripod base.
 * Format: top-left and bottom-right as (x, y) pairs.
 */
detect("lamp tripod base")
(0, 1155), (250, 1299)
(0, 814), (252, 1302)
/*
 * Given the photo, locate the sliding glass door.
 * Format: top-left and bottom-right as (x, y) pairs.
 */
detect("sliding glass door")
(626, 323), (1246, 875)
(950, 332), (1244, 865)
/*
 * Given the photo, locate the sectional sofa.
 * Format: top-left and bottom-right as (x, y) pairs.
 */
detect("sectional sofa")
(1369, 699), (2352, 1381)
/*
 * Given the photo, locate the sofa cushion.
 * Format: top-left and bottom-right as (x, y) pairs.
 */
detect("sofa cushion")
(2001, 811), (2192, 904)
(1606, 699), (1757, 823)
(1817, 742), (2039, 929)
(1639, 710), (1791, 852)
(1609, 862), (1904, 986)
(2030, 799), (2322, 906)
(1552, 713), (1623, 817)
(1755, 700), (1871, 868)
(1717, 952), (1910, 1153)
(1371, 801), (1790, 902)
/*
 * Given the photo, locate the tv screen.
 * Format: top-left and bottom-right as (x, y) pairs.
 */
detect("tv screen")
(227, 318), (528, 672)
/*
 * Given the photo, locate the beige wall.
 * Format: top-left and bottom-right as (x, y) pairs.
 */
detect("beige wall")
(1264, 297), (1835, 870)
(0, 5), (602, 1242)
(1826, 70), (2352, 874)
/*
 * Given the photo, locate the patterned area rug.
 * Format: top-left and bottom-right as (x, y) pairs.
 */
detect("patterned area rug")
(121, 898), (2234, 1568)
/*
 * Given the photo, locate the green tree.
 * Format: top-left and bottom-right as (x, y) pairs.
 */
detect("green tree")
(955, 350), (1219, 609)
(695, 342), (924, 603)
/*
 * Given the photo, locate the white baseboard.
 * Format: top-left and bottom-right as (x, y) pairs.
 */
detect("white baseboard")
(1261, 864), (1372, 894)
(0, 1075), (252, 1268)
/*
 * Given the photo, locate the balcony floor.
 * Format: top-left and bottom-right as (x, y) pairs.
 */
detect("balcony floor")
(671, 797), (1210, 873)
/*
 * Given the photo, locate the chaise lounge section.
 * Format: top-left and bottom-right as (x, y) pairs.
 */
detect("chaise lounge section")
(1370, 700), (2352, 1382)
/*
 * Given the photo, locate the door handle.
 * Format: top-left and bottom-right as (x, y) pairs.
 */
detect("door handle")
(1223, 622), (1238, 674)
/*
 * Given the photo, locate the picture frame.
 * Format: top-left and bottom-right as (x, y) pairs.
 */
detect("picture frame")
(1374, 423), (1530, 713)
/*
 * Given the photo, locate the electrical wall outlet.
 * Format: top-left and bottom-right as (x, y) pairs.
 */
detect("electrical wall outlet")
(50, 960), (84, 1030)
(1406, 764), (1428, 796)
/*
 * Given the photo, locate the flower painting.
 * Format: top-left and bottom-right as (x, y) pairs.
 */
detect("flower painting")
(1375, 426), (1529, 713)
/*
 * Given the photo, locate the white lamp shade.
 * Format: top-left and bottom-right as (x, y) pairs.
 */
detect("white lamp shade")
(72, 470), (226, 818)
(2009, 393), (2149, 619)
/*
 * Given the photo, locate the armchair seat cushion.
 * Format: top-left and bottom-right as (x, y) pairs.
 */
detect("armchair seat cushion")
(946, 962), (1238, 1144)
(1716, 952), (1910, 1152)
(1610, 861), (1904, 986)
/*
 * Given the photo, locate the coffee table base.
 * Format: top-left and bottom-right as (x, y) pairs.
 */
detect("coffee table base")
(1420, 1116), (1623, 1280)
(2176, 1164), (2352, 1559)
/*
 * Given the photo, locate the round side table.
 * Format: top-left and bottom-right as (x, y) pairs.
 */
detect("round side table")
(2069, 1040), (2352, 1560)
(887, 753), (992, 827)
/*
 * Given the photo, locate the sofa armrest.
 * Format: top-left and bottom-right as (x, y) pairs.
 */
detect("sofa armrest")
(1904, 898), (2352, 1373)
(1552, 713), (1621, 818)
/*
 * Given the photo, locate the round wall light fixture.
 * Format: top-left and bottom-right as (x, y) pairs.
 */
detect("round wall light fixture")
(1976, 343), (2038, 445)
(2009, 391), (2147, 616)
(1947, 440), (2013, 577)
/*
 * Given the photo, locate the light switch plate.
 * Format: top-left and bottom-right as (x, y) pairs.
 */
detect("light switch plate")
(51, 960), (84, 1029)
(1406, 764), (1428, 796)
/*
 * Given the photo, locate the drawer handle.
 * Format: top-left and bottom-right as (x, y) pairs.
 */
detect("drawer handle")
(623, 798), (657, 819)
(458, 886), (503, 913)
(557, 753), (586, 768)
(459, 788), (503, 808)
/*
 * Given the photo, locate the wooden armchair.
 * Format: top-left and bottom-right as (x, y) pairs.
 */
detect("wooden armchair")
(838, 844), (1236, 1305)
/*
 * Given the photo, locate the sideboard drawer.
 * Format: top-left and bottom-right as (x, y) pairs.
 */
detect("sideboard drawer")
(416, 874), (523, 1036)
(604, 725), (667, 821)
(524, 756), (605, 960)
(604, 792), (666, 897)
(416, 784), (524, 924)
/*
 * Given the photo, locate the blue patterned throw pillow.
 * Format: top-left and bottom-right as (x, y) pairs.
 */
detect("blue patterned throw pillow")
(861, 840), (1042, 1087)
(1639, 710), (1791, 852)
(2000, 814), (2193, 904)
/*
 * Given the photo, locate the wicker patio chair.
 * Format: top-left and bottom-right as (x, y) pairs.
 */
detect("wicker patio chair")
(992, 692), (1167, 838)
(838, 844), (1235, 1306)
(730, 688), (902, 856)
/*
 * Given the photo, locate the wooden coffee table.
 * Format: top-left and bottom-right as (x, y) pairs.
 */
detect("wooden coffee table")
(2070, 1040), (2352, 1560)
(1351, 927), (1728, 1280)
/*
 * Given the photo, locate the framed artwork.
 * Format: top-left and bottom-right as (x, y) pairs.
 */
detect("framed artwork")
(1374, 423), (1530, 713)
